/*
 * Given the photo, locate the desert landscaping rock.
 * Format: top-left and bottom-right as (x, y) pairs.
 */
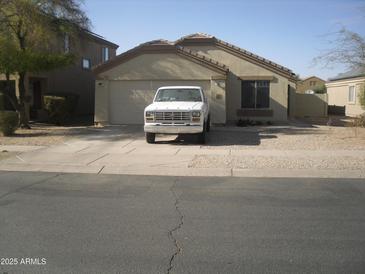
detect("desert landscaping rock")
(189, 155), (365, 170)
(1, 123), (365, 178)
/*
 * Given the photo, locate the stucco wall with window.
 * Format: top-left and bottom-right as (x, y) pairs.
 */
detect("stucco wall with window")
(184, 45), (292, 122)
(40, 35), (118, 115)
(326, 78), (365, 117)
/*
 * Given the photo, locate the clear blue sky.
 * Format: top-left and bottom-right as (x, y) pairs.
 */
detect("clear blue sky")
(84, 0), (365, 80)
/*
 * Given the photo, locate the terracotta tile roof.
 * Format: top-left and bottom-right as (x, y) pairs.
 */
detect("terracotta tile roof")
(176, 33), (297, 80)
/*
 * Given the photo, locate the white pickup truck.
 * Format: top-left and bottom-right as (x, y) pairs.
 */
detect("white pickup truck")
(144, 86), (210, 144)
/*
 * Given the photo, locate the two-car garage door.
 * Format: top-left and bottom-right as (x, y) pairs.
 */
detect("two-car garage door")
(109, 80), (211, 124)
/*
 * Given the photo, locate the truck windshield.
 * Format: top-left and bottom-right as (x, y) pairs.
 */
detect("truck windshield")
(155, 89), (202, 102)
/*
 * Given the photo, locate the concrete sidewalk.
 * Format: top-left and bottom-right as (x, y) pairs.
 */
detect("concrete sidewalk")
(1, 133), (365, 178)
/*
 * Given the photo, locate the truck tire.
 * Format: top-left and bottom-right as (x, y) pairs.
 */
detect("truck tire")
(197, 124), (206, 144)
(146, 132), (155, 143)
(206, 115), (211, 132)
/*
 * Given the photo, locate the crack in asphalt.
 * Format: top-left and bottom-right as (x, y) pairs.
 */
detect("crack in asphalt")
(0, 173), (60, 200)
(167, 180), (184, 274)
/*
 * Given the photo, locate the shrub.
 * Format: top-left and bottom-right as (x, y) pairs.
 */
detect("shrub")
(237, 119), (251, 127)
(43, 94), (78, 125)
(237, 119), (264, 127)
(352, 114), (365, 128)
(0, 111), (19, 136)
(313, 84), (327, 94)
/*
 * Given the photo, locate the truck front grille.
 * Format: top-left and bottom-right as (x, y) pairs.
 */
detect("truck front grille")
(155, 111), (191, 121)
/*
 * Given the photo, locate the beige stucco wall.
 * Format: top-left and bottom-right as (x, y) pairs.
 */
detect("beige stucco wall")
(326, 78), (365, 117)
(210, 79), (226, 124)
(98, 53), (223, 80)
(95, 53), (227, 124)
(294, 93), (328, 117)
(95, 80), (109, 124)
(184, 45), (292, 122)
(38, 38), (117, 115)
(288, 81), (297, 117)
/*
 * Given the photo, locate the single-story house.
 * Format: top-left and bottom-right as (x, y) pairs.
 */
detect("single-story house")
(93, 33), (297, 125)
(326, 67), (365, 117)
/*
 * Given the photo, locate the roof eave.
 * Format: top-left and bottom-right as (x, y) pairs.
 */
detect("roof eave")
(329, 74), (365, 82)
(176, 34), (295, 80)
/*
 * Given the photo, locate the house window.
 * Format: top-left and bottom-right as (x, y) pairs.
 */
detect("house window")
(310, 81), (316, 86)
(102, 47), (109, 62)
(241, 80), (270, 109)
(82, 58), (91, 69)
(64, 34), (70, 53)
(348, 86), (356, 103)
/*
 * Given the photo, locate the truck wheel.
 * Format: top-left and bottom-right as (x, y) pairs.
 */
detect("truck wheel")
(198, 125), (206, 144)
(146, 132), (155, 143)
(206, 115), (211, 132)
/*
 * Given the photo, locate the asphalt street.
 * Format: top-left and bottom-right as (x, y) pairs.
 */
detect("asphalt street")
(0, 171), (364, 274)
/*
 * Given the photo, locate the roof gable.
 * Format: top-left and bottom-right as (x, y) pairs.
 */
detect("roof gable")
(299, 76), (326, 83)
(176, 33), (297, 81)
(93, 39), (228, 75)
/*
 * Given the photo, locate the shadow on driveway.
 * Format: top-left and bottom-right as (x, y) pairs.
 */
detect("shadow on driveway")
(10, 119), (332, 147)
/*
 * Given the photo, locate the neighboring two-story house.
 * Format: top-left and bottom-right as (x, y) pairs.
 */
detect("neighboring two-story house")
(0, 30), (118, 119)
(297, 76), (326, 94)
(93, 33), (297, 125)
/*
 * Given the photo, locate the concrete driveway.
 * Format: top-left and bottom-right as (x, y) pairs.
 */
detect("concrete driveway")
(1, 124), (365, 178)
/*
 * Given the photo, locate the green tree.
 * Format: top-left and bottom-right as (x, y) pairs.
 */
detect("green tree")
(312, 84), (327, 94)
(0, 0), (90, 128)
(0, 34), (19, 110)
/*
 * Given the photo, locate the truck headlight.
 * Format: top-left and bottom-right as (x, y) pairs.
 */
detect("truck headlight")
(191, 111), (201, 122)
(145, 111), (155, 121)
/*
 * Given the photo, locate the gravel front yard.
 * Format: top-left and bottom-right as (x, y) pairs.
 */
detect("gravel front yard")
(192, 123), (365, 171)
(0, 120), (364, 177)
(0, 124), (97, 146)
(204, 124), (365, 150)
(190, 154), (365, 170)
(1, 120), (365, 174)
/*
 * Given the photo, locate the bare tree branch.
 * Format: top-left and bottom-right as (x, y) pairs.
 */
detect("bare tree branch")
(313, 27), (365, 70)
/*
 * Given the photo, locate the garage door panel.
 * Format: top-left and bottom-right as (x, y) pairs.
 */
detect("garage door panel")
(109, 81), (155, 124)
(109, 80), (211, 125)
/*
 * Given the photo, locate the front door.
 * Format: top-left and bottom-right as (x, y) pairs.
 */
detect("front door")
(30, 79), (43, 120)
(33, 81), (42, 110)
